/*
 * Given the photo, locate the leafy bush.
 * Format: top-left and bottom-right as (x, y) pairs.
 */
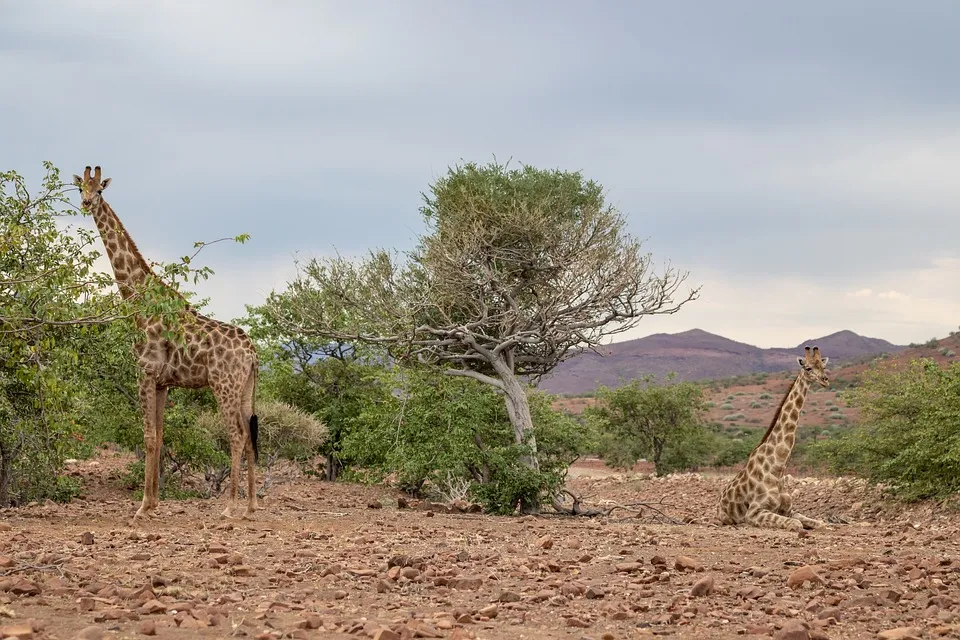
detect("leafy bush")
(720, 403), (734, 410)
(808, 358), (960, 500)
(758, 393), (772, 400)
(339, 367), (591, 514)
(722, 413), (746, 421)
(749, 401), (762, 409)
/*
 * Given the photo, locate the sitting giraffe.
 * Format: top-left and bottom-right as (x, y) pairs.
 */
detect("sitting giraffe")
(717, 346), (829, 531)
(74, 166), (260, 520)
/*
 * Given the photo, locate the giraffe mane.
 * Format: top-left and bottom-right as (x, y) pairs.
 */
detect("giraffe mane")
(754, 375), (798, 450)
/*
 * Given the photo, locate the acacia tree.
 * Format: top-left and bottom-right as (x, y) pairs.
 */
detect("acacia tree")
(267, 161), (697, 478)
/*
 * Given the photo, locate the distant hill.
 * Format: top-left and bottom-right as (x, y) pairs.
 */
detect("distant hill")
(540, 329), (905, 395)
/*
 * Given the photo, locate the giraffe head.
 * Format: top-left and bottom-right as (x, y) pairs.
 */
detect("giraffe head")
(72, 166), (112, 209)
(797, 346), (829, 387)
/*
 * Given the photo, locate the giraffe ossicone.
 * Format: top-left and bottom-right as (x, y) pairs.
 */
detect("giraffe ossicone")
(717, 346), (830, 531)
(74, 165), (260, 521)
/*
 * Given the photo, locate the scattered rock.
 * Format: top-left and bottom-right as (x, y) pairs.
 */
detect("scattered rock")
(690, 575), (714, 597)
(497, 590), (521, 603)
(565, 617), (590, 628)
(138, 620), (157, 636)
(74, 627), (105, 640)
(0, 623), (35, 639)
(536, 535), (554, 550)
(372, 629), (401, 640)
(80, 532), (94, 545)
(776, 621), (810, 640)
(877, 628), (922, 640)
(787, 565), (823, 589)
(478, 604), (498, 619)
(674, 556), (703, 572)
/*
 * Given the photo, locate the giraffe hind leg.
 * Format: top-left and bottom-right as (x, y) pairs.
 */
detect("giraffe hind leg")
(792, 512), (824, 529)
(746, 508), (803, 531)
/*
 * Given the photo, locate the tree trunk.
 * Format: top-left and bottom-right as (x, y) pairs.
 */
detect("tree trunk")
(0, 440), (11, 508)
(652, 437), (665, 476)
(489, 361), (540, 514)
(496, 367), (538, 468)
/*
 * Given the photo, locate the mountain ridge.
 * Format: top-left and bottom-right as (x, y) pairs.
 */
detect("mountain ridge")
(540, 328), (905, 395)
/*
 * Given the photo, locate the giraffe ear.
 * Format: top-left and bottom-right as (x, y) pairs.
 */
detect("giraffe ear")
(797, 357), (805, 367)
(73, 175), (83, 187)
(99, 177), (112, 190)
(820, 357), (829, 366)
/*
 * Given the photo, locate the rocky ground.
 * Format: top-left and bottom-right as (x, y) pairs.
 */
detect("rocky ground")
(1, 453), (959, 640)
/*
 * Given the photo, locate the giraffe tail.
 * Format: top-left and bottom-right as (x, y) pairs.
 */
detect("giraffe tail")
(248, 359), (259, 464)
(249, 415), (259, 464)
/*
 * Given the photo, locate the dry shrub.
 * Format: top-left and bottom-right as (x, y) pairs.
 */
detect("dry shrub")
(195, 400), (328, 463)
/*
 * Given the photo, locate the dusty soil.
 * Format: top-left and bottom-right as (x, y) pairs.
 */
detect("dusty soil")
(2, 453), (959, 640)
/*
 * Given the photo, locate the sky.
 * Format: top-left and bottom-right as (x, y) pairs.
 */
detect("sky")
(3, 1), (960, 348)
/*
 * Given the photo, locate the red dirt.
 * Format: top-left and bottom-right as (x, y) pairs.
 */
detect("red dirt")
(1, 452), (959, 640)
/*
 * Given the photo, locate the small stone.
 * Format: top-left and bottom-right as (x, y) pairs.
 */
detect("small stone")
(614, 562), (643, 573)
(80, 532), (95, 545)
(877, 628), (922, 640)
(585, 585), (606, 599)
(690, 575), (714, 597)
(786, 565), (823, 589)
(674, 555), (702, 572)
(478, 604), (498, 618)
(775, 621), (809, 640)
(74, 627), (105, 640)
(230, 565), (255, 577)
(139, 599), (167, 614)
(376, 579), (392, 593)
(10, 579), (40, 596)
(138, 620), (157, 636)
(372, 629), (401, 640)
(497, 590), (521, 603)
(448, 576), (483, 590)
(0, 557), (13, 569)
(333, 590), (347, 600)
(0, 624), (34, 639)
(565, 617), (590, 628)
(536, 535), (553, 550)
(400, 567), (419, 580)
(650, 555), (667, 566)
(300, 614), (322, 630)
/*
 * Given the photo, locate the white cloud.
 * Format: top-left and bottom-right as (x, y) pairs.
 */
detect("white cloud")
(847, 288), (873, 297)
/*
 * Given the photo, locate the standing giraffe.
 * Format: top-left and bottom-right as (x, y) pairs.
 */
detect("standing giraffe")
(73, 166), (259, 520)
(717, 346), (829, 531)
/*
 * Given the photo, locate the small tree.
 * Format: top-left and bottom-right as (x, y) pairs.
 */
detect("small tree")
(266, 161), (697, 510)
(585, 375), (708, 476)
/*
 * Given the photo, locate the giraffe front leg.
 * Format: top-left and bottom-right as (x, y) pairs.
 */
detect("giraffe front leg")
(221, 432), (244, 520)
(134, 382), (161, 521)
(745, 507), (803, 531)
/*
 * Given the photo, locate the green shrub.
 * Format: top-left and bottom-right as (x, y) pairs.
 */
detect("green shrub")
(720, 403), (734, 410)
(808, 358), (960, 500)
(749, 401), (762, 409)
(758, 393), (772, 400)
(722, 413), (746, 421)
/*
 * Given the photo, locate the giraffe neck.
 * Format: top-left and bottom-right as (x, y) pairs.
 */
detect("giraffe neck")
(90, 199), (158, 300)
(762, 370), (811, 465)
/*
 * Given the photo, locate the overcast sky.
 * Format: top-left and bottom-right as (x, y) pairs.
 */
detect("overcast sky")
(3, 1), (960, 348)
